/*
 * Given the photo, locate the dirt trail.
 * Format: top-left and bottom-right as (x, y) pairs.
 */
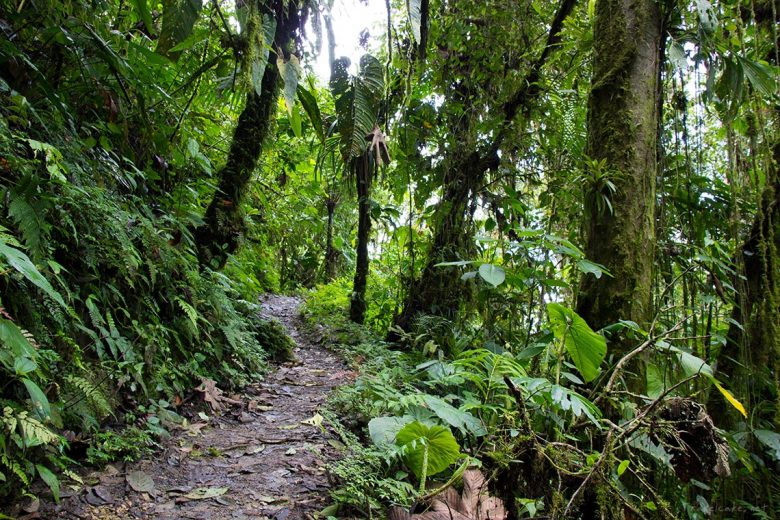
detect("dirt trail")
(36, 295), (350, 520)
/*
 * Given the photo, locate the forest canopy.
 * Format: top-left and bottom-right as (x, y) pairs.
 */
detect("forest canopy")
(0, 0), (778, 517)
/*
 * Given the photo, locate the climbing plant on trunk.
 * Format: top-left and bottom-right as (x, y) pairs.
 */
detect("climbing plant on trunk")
(393, 0), (579, 333)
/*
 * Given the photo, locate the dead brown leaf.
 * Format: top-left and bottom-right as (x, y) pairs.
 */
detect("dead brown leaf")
(389, 470), (506, 520)
(196, 378), (242, 412)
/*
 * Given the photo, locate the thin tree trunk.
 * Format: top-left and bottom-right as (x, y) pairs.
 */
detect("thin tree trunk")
(350, 154), (372, 324)
(576, 0), (663, 355)
(324, 193), (338, 282)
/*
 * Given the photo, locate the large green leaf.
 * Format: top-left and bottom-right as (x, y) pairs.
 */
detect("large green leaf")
(131, 0), (154, 35)
(395, 421), (460, 478)
(547, 303), (606, 383)
(0, 241), (67, 308)
(23, 378), (51, 421)
(368, 416), (413, 448)
(0, 319), (38, 366)
(250, 15), (277, 96)
(297, 85), (324, 143)
(754, 430), (780, 461)
(277, 55), (302, 115)
(36, 464), (60, 503)
(156, 0), (203, 59)
(478, 263), (505, 287)
(421, 394), (486, 436)
(737, 57), (778, 97)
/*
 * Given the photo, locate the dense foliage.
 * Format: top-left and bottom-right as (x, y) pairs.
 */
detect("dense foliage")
(1, 0), (778, 517)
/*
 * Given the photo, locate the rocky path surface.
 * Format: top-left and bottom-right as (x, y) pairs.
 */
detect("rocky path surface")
(34, 295), (351, 520)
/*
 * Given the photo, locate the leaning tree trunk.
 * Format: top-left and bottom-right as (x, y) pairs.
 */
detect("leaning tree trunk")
(391, 0), (578, 336)
(393, 151), (489, 331)
(196, 0), (303, 269)
(575, 0), (663, 354)
(350, 154), (373, 324)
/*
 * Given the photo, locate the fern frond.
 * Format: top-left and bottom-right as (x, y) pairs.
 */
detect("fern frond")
(17, 411), (60, 447)
(64, 375), (112, 418)
(85, 295), (104, 327)
(1, 453), (30, 486)
(176, 297), (199, 328)
(8, 185), (49, 261)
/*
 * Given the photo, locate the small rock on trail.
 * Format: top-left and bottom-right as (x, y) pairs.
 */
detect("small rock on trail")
(35, 295), (351, 520)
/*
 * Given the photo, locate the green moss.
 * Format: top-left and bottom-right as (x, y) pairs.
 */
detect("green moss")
(253, 318), (296, 362)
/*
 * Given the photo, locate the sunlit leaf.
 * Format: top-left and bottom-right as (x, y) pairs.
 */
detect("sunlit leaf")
(714, 381), (747, 418)
(547, 303), (606, 383)
(478, 264), (505, 287)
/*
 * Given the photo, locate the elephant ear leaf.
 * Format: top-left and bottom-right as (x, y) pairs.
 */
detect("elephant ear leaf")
(547, 303), (606, 383)
(395, 421), (460, 478)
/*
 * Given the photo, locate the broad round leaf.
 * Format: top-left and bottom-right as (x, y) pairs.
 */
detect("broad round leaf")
(478, 264), (505, 287)
(395, 421), (461, 478)
(368, 416), (412, 448)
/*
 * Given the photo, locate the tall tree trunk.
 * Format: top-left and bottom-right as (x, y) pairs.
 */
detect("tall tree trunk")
(350, 154), (373, 324)
(196, 0), (303, 269)
(576, 0), (663, 354)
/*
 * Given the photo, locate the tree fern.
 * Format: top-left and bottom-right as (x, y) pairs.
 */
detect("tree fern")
(331, 54), (384, 161)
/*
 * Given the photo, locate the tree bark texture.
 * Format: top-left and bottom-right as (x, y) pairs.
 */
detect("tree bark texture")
(576, 0), (662, 352)
(350, 155), (372, 324)
(196, 0), (304, 269)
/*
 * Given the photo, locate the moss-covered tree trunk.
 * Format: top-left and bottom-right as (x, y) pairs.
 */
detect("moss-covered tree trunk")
(196, 0), (303, 269)
(709, 138), (780, 426)
(576, 0), (662, 353)
(350, 154), (372, 324)
(393, 150), (493, 331)
(392, 0), (578, 336)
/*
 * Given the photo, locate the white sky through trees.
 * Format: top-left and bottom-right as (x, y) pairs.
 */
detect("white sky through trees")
(310, 0), (386, 80)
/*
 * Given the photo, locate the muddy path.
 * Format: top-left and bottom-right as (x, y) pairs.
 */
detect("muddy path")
(34, 295), (351, 520)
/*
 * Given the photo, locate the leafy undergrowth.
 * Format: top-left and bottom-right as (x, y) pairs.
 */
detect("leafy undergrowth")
(0, 87), (294, 503)
(302, 284), (780, 519)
